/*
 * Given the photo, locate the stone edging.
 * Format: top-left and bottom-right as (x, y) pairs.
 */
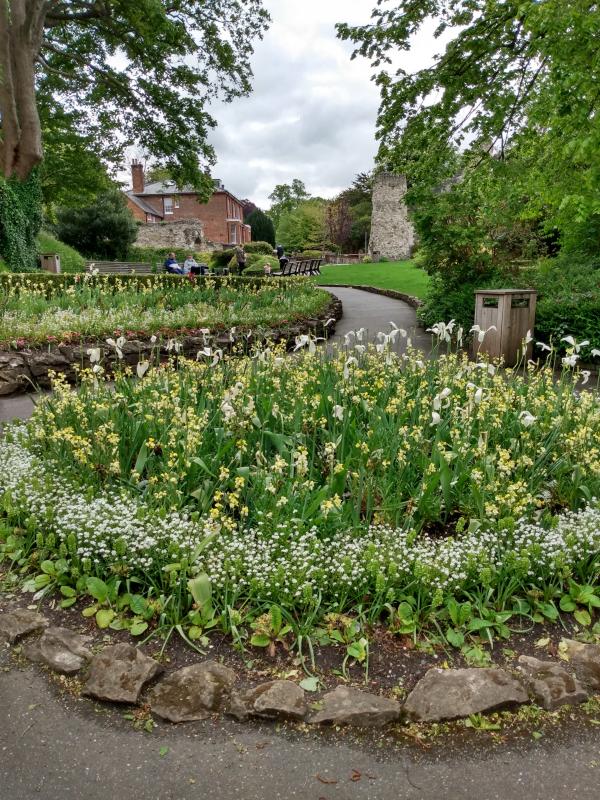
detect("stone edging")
(0, 294), (343, 397)
(1, 609), (598, 729)
(322, 284), (423, 309)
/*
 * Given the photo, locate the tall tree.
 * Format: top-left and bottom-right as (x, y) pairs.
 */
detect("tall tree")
(337, 1), (600, 255)
(0, 0), (270, 192)
(268, 179), (309, 227)
(56, 188), (137, 260)
(246, 208), (275, 246)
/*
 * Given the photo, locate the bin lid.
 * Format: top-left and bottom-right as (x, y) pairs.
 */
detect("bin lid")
(474, 288), (536, 295)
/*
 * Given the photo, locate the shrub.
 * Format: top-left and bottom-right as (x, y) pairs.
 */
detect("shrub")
(301, 249), (323, 258)
(211, 248), (235, 267)
(56, 190), (137, 260)
(37, 232), (86, 274)
(244, 241), (275, 255)
(228, 253), (279, 273)
(361, 255), (372, 264)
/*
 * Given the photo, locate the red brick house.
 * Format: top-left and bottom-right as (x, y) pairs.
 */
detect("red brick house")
(125, 162), (251, 245)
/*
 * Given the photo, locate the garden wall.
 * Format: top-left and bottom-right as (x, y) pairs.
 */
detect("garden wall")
(369, 173), (416, 261)
(134, 219), (209, 252)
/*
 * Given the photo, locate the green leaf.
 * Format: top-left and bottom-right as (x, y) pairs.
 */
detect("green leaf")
(86, 576), (109, 603)
(40, 560), (57, 576)
(299, 676), (320, 692)
(60, 585), (77, 598)
(188, 625), (203, 640)
(188, 573), (212, 615)
(60, 597), (77, 609)
(82, 605), (98, 617)
(574, 608), (592, 627)
(560, 595), (577, 612)
(446, 628), (464, 648)
(159, 746), (169, 758)
(134, 443), (149, 475)
(250, 633), (271, 647)
(95, 609), (115, 629)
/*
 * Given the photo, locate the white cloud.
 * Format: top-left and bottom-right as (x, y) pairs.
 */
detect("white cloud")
(208, 1), (443, 208)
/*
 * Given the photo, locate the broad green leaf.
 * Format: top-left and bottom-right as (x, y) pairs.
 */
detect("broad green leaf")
(86, 577), (109, 603)
(95, 609), (115, 628)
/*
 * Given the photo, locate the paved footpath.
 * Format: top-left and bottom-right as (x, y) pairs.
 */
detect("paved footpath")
(1, 654), (599, 800)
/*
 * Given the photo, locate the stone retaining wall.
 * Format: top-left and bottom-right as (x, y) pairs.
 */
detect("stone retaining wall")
(0, 296), (342, 396)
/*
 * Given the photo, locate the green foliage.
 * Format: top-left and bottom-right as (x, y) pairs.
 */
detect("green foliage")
(228, 254), (278, 273)
(243, 240), (275, 255)
(246, 210), (276, 246)
(0, 273), (330, 344)
(56, 191), (137, 260)
(32, 1), (270, 192)
(277, 201), (327, 252)
(37, 232), (85, 274)
(268, 179), (309, 228)
(300, 250), (323, 258)
(419, 255), (600, 352)
(0, 170), (43, 271)
(211, 249), (236, 268)
(338, 0), (600, 328)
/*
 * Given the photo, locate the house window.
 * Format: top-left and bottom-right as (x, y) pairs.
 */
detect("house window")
(229, 223), (237, 244)
(164, 197), (174, 215)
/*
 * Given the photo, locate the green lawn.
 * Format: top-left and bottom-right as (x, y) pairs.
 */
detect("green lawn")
(316, 259), (430, 299)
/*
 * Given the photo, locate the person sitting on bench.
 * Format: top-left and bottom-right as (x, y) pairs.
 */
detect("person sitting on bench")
(164, 252), (183, 274)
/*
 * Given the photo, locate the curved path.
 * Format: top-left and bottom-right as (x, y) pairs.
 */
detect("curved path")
(0, 288), (432, 424)
(1, 655), (600, 800)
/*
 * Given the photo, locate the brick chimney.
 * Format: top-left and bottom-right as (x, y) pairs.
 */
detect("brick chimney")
(131, 160), (144, 194)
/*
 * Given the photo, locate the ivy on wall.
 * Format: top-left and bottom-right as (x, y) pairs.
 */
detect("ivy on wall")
(0, 170), (43, 271)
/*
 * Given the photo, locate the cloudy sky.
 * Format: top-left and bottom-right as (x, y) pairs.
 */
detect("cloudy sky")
(208, 1), (442, 208)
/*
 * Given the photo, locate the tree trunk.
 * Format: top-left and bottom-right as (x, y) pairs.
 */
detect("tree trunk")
(0, 0), (46, 179)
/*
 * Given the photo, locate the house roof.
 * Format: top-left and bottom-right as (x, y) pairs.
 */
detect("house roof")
(126, 192), (164, 218)
(129, 180), (244, 206)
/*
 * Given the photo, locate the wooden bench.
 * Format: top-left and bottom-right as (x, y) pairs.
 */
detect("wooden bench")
(273, 258), (322, 277)
(86, 261), (155, 275)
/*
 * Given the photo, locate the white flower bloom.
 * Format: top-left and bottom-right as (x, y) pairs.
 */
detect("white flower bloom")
(561, 336), (589, 353)
(536, 341), (552, 352)
(431, 411), (441, 425)
(562, 354), (579, 368)
(333, 405), (344, 421)
(86, 347), (101, 363)
(136, 361), (150, 379)
(519, 410), (536, 427)
(470, 324), (497, 343)
(580, 370), (591, 386)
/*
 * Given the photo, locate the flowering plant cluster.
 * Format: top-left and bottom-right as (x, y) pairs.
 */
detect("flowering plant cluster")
(0, 274), (329, 346)
(1, 326), (599, 643)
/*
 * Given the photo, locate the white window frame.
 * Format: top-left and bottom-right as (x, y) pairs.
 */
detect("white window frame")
(164, 197), (174, 215)
(229, 223), (238, 244)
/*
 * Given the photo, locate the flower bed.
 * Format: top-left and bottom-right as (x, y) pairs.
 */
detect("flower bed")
(0, 273), (330, 347)
(1, 332), (600, 656)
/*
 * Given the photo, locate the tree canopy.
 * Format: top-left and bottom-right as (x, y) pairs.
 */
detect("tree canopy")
(1, 0), (270, 196)
(337, 1), (600, 256)
(268, 179), (309, 227)
(56, 189), (137, 260)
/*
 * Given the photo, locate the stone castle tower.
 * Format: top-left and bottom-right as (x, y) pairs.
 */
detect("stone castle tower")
(369, 172), (415, 260)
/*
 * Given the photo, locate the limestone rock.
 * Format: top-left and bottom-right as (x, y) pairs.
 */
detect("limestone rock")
(23, 626), (92, 675)
(243, 680), (307, 721)
(83, 644), (162, 704)
(517, 655), (587, 710)
(562, 639), (600, 690)
(404, 668), (528, 722)
(0, 609), (48, 643)
(150, 661), (236, 723)
(310, 686), (401, 727)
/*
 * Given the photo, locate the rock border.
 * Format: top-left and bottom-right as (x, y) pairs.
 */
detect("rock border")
(1, 609), (597, 730)
(0, 295), (342, 396)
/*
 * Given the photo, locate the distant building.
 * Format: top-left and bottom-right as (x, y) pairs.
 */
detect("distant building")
(125, 161), (251, 246)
